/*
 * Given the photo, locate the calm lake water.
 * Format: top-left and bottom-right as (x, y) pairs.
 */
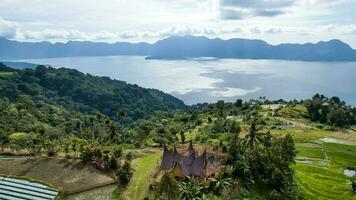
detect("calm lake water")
(16, 56), (356, 105)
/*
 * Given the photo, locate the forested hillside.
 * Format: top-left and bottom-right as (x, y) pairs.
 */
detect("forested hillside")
(0, 63), (185, 121)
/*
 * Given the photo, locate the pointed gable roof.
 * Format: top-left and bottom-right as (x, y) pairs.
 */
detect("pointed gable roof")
(160, 143), (218, 178)
(160, 144), (175, 170)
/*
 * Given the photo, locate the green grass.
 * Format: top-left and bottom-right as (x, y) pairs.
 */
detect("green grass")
(0, 72), (14, 77)
(110, 188), (124, 200)
(124, 149), (162, 200)
(274, 129), (356, 200)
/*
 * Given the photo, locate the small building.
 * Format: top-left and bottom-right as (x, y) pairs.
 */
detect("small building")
(160, 142), (219, 178)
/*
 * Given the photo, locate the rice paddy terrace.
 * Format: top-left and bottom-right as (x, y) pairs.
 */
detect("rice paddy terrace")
(0, 157), (115, 200)
(0, 176), (58, 200)
(273, 129), (356, 200)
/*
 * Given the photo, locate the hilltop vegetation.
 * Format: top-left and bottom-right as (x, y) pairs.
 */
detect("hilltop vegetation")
(0, 63), (185, 149)
(0, 64), (185, 121)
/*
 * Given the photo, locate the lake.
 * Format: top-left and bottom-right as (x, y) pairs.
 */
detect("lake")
(15, 56), (356, 105)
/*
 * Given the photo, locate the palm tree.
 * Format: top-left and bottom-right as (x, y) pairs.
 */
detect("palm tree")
(243, 119), (263, 150)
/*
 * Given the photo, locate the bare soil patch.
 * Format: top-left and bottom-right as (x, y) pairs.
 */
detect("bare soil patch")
(0, 157), (114, 194)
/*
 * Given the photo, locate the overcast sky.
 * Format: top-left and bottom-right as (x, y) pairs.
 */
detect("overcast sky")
(0, 0), (356, 47)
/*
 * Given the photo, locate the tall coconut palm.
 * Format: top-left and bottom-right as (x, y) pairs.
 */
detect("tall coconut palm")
(243, 119), (263, 150)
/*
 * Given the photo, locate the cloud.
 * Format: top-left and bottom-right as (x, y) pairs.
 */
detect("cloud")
(323, 24), (356, 35)
(221, 0), (294, 9)
(22, 29), (88, 40)
(210, 87), (261, 97)
(220, 8), (244, 19)
(219, 0), (294, 19)
(0, 17), (18, 38)
(253, 9), (284, 17)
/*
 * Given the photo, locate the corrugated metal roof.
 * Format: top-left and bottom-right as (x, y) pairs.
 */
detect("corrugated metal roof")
(0, 176), (58, 200)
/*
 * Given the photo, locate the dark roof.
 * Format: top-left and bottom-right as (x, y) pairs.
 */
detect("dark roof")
(160, 142), (218, 177)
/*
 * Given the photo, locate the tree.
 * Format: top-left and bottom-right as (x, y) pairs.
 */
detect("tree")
(228, 121), (241, 135)
(0, 133), (9, 152)
(226, 124), (241, 165)
(157, 173), (179, 200)
(109, 156), (118, 170)
(113, 146), (123, 159)
(235, 99), (243, 107)
(243, 119), (263, 150)
(180, 131), (186, 144)
(8, 132), (33, 149)
(281, 134), (296, 164)
(216, 100), (225, 117)
(116, 161), (133, 186)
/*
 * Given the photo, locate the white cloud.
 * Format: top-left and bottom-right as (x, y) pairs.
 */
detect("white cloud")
(219, 0), (351, 20)
(210, 87), (261, 97)
(0, 17), (18, 38)
(219, 0), (294, 19)
(0, 0), (355, 47)
(322, 24), (356, 35)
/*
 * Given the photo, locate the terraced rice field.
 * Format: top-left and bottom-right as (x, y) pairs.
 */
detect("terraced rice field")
(0, 176), (58, 200)
(273, 129), (356, 200)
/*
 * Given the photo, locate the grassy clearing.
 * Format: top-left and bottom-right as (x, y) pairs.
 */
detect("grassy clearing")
(273, 129), (356, 200)
(0, 72), (14, 77)
(124, 149), (161, 200)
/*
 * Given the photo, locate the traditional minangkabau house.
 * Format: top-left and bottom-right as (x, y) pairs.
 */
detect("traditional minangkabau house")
(160, 142), (219, 178)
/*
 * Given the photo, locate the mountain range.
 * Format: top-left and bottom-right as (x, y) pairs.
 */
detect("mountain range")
(1, 36), (356, 61)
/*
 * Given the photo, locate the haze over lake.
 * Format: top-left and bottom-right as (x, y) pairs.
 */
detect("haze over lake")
(16, 56), (356, 105)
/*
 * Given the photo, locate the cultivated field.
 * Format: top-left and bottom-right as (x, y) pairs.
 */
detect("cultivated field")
(274, 129), (356, 200)
(0, 157), (115, 195)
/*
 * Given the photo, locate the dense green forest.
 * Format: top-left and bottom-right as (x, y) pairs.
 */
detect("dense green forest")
(0, 63), (185, 121)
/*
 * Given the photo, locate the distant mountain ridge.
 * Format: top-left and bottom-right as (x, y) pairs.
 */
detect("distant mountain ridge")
(1, 36), (356, 61)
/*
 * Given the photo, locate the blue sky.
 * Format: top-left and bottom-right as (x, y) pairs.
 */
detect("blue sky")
(0, 0), (355, 47)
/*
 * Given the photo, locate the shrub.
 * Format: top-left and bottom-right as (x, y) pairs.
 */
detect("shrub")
(80, 149), (93, 164)
(157, 173), (179, 200)
(125, 152), (133, 161)
(116, 161), (133, 186)
(178, 176), (204, 200)
(109, 156), (118, 170)
(113, 146), (123, 159)
(351, 176), (356, 193)
(9, 132), (33, 148)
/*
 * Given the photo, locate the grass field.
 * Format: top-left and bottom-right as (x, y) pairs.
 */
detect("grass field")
(124, 149), (161, 200)
(273, 129), (356, 200)
(0, 72), (14, 77)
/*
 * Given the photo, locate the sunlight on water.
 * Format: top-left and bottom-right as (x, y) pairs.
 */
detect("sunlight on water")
(16, 56), (356, 105)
